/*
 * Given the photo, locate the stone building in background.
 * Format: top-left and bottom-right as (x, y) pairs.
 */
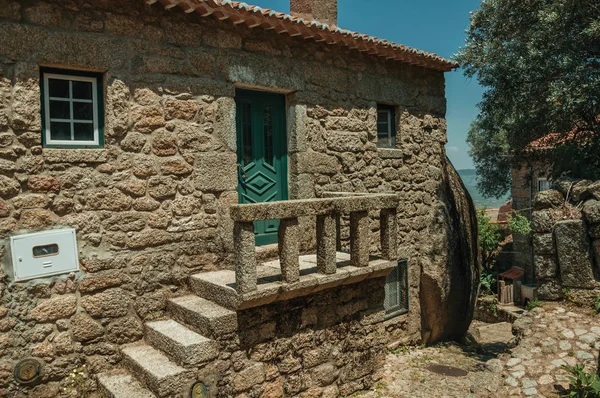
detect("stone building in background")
(0, 0), (479, 396)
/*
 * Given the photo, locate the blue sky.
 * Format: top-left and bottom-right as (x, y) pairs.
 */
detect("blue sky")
(246, 0), (484, 169)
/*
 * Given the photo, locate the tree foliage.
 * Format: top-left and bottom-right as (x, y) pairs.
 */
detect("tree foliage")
(457, 0), (600, 197)
(477, 209), (502, 271)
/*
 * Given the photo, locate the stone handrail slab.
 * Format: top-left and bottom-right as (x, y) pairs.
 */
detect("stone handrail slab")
(230, 193), (399, 222)
(189, 253), (397, 310)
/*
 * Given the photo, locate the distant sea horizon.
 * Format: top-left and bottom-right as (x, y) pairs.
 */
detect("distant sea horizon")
(457, 169), (511, 209)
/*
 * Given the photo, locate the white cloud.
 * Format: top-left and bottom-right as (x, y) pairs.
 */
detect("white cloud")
(446, 146), (460, 152)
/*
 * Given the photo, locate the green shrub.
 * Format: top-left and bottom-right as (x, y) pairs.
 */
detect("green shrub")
(594, 296), (600, 314)
(560, 364), (600, 397)
(526, 299), (543, 311)
(507, 212), (532, 237)
(477, 209), (502, 271)
(480, 270), (497, 295)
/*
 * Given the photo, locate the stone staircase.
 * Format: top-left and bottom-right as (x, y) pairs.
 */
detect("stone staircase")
(97, 252), (396, 397)
(97, 289), (238, 398)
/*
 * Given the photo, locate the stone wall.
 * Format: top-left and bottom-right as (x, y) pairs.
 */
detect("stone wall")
(532, 180), (600, 301)
(0, 0), (450, 394)
(511, 163), (550, 278)
(214, 278), (401, 398)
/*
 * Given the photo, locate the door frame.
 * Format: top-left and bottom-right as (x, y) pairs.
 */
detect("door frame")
(235, 88), (289, 246)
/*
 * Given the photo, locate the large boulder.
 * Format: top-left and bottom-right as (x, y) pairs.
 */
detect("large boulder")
(552, 177), (576, 197)
(583, 200), (600, 225)
(533, 189), (564, 210)
(420, 156), (480, 343)
(586, 181), (600, 201)
(571, 180), (593, 202)
(555, 220), (596, 288)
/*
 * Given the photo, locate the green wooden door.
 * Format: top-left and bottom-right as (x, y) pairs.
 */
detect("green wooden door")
(235, 89), (288, 246)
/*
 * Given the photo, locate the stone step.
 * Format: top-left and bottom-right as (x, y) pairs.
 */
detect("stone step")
(145, 319), (219, 367)
(121, 344), (194, 398)
(167, 295), (238, 339)
(189, 270), (242, 310)
(97, 370), (156, 398)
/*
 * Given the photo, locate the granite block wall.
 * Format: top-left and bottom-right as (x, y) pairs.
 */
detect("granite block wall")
(0, 0), (449, 394)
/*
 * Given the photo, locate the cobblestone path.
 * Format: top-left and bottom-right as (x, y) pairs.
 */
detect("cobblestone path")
(359, 302), (600, 397)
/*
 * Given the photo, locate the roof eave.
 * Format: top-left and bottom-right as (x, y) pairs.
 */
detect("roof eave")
(148, 0), (458, 72)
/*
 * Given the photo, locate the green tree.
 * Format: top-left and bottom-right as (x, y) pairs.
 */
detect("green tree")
(477, 209), (502, 271)
(457, 0), (600, 197)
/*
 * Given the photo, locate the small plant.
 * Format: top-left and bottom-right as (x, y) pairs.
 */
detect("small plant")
(526, 299), (543, 311)
(563, 287), (578, 305)
(560, 364), (600, 397)
(480, 270), (497, 295)
(593, 296), (600, 314)
(489, 300), (499, 317)
(63, 365), (93, 397)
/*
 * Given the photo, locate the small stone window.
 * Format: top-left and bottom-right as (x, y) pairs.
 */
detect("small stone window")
(384, 259), (408, 318)
(537, 178), (550, 193)
(377, 104), (396, 148)
(41, 68), (104, 148)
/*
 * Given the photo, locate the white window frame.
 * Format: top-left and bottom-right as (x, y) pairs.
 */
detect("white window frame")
(537, 178), (551, 192)
(377, 106), (396, 148)
(43, 73), (99, 147)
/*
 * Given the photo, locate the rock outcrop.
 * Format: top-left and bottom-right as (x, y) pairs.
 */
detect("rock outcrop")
(420, 156), (481, 343)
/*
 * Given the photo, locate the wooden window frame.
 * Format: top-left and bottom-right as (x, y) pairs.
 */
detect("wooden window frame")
(41, 68), (104, 148)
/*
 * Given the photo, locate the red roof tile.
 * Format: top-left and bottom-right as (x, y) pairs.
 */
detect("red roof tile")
(499, 267), (524, 280)
(146, 0), (458, 72)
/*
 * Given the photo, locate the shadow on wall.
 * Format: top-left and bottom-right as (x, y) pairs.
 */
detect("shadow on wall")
(419, 156), (481, 344)
(215, 278), (402, 396)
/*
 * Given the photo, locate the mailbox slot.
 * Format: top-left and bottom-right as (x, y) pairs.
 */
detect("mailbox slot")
(9, 229), (79, 282)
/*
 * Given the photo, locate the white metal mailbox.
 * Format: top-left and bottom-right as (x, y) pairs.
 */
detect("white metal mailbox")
(9, 229), (79, 282)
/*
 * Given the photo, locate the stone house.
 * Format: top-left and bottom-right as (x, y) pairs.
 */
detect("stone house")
(511, 133), (589, 280)
(0, 0), (478, 397)
(511, 162), (550, 279)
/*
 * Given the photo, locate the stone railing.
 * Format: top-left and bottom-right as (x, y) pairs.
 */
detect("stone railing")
(230, 193), (400, 293)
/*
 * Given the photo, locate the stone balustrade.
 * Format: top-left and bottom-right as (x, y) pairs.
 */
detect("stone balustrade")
(230, 193), (400, 293)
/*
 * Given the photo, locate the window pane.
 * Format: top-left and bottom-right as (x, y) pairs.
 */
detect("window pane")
(74, 123), (94, 141)
(377, 107), (396, 148)
(73, 102), (93, 121)
(72, 81), (93, 100)
(385, 260), (408, 316)
(48, 78), (69, 98)
(50, 122), (71, 140)
(49, 100), (70, 119)
(377, 111), (389, 134)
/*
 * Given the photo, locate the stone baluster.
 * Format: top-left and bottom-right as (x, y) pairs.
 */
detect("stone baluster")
(380, 208), (398, 260)
(350, 211), (369, 267)
(234, 221), (257, 293)
(278, 218), (300, 283)
(316, 213), (337, 274)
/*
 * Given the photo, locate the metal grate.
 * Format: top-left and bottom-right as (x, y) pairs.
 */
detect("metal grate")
(384, 259), (409, 318)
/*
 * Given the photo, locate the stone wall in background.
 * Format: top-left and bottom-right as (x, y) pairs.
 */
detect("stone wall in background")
(0, 0), (459, 394)
(532, 179), (600, 301)
(510, 163), (550, 281)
